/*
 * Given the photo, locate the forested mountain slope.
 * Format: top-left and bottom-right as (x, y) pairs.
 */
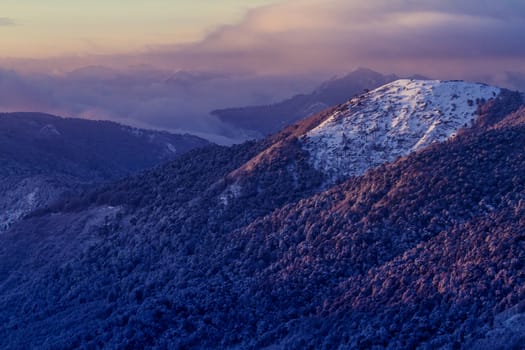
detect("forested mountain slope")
(0, 112), (210, 231)
(0, 81), (524, 349)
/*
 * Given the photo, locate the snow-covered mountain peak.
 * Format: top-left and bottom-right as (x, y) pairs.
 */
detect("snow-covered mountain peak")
(302, 79), (501, 182)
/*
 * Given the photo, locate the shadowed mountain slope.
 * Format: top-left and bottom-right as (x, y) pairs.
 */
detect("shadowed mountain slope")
(0, 112), (210, 231)
(0, 82), (524, 349)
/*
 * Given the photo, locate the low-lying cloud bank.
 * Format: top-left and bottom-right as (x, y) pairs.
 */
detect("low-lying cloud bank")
(1, 0), (524, 141)
(0, 67), (322, 144)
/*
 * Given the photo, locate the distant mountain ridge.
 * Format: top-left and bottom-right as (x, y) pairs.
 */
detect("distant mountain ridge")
(212, 68), (425, 136)
(0, 112), (211, 231)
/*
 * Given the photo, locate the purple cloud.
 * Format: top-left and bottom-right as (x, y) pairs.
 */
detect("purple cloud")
(106, 0), (522, 84)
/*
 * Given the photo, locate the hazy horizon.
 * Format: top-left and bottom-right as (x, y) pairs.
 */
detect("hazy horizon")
(1, 0), (525, 142)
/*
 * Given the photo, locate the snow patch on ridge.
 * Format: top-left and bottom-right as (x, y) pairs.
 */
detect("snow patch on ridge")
(166, 143), (177, 154)
(302, 79), (501, 182)
(219, 183), (242, 206)
(0, 189), (39, 232)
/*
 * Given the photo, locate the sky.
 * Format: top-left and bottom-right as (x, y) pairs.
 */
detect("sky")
(0, 0), (279, 57)
(1, 0), (524, 77)
(1, 0), (525, 143)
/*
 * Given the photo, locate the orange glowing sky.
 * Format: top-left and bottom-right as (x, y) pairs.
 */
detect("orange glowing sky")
(0, 0), (524, 79)
(0, 0), (279, 58)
